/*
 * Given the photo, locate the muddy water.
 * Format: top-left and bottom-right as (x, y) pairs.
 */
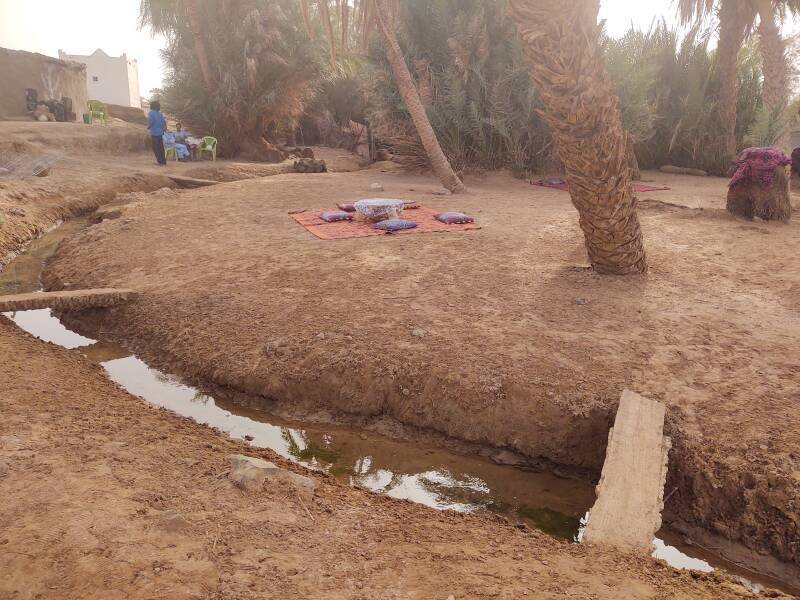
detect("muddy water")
(2, 218), (790, 593)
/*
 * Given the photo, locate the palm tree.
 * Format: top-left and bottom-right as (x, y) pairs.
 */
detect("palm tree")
(318, 0), (338, 69)
(139, 0), (213, 90)
(754, 0), (799, 116)
(678, 0), (800, 157)
(300, 0), (317, 39)
(507, 0), (647, 274)
(370, 0), (467, 193)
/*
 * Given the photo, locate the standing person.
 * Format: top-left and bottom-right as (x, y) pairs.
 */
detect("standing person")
(148, 101), (167, 166)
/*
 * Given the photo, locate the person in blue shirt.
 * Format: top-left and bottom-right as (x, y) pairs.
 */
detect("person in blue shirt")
(147, 100), (168, 166)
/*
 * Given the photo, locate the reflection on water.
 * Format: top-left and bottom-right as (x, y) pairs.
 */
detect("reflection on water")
(4, 309), (95, 349)
(3, 307), (592, 540)
(0, 218), (89, 295)
(1, 301), (787, 589)
(652, 538), (713, 573)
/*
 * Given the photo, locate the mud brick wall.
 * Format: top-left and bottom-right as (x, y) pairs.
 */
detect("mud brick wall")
(0, 47), (88, 121)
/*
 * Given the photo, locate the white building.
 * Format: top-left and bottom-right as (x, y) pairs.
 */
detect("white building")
(58, 49), (140, 108)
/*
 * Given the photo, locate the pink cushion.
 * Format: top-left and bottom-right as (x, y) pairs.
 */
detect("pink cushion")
(319, 210), (353, 222)
(435, 211), (474, 224)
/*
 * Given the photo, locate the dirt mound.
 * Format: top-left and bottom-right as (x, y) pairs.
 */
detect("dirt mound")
(0, 316), (766, 599)
(115, 187), (180, 204)
(0, 121), (149, 157)
(43, 169), (800, 577)
(184, 162), (293, 182)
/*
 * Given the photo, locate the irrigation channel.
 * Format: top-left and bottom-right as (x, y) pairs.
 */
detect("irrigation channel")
(0, 216), (787, 595)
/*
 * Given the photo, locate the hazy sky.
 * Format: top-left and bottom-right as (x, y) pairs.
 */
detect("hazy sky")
(0, 0), (795, 99)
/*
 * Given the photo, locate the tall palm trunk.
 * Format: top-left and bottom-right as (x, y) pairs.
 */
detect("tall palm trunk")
(755, 0), (790, 148)
(757, 11), (787, 114)
(371, 0), (466, 193)
(300, 0), (316, 40)
(184, 0), (213, 90)
(507, 0), (646, 274)
(717, 0), (749, 161)
(318, 0), (337, 68)
(341, 0), (350, 51)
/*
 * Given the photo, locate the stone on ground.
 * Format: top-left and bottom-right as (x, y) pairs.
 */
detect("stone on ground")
(227, 454), (316, 500)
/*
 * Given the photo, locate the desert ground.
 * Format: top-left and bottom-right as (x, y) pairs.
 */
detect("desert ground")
(2, 120), (799, 597)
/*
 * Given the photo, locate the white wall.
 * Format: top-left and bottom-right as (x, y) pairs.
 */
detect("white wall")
(58, 49), (140, 107)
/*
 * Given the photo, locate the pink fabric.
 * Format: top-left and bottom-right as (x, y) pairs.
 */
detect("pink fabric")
(728, 147), (790, 189)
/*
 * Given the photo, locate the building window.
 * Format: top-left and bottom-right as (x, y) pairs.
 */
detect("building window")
(92, 76), (99, 82)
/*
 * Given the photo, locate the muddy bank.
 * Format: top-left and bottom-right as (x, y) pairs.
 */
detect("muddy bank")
(3, 318), (767, 599)
(42, 169), (800, 573)
(0, 171), (175, 266)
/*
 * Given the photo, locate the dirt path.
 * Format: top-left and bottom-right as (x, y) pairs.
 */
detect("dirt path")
(42, 165), (800, 579)
(1, 318), (762, 599)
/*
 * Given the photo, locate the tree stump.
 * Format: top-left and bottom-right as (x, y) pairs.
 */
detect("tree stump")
(727, 164), (791, 222)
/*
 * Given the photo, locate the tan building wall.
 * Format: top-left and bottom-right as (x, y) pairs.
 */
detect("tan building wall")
(0, 47), (88, 121)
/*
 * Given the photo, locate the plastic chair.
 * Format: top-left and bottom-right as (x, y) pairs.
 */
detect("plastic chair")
(163, 132), (178, 161)
(87, 100), (106, 125)
(164, 142), (178, 161)
(200, 136), (217, 161)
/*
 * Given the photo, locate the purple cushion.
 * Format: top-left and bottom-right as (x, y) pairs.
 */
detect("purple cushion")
(319, 210), (353, 222)
(373, 219), (417, 232)
(337, 203), (356, 212)
(435, 211), (474, 224)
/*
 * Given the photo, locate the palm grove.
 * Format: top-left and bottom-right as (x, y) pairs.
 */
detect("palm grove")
(141, 0), (799, 274)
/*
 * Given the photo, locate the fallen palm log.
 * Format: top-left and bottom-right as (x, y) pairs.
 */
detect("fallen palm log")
(0, 289), (137, 313)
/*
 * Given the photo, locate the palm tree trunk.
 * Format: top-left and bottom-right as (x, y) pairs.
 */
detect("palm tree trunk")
(318, 0), (337, 69)
(184, 0), (213, 90)
(371, 0), (466, 193)
(341, 0), (350, 51)
(627, 137), (641, 181)
(717, 1), (749, 162)
(300, 0), (316, 40)
(507, 0), (646, 274)
(361, 0), (373, 51)
(755, 0), (788, 113)
(755, 0), (789, 149)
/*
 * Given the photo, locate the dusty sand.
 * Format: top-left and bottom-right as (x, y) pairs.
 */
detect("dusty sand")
(0, 120), (361, 263)
(0, 318), (761, 599)
(2, 121), (799, 595)
(42, 161), (800, 578)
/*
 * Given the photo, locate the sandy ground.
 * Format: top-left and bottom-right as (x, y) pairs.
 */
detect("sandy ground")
(0, 317), (760, 599)
(41, 159), (800, 578)
(0, 121), (362, 263)
(2, 121), (799, 595)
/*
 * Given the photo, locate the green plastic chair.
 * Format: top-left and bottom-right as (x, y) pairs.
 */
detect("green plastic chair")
(164, 140), (178, 162)
(87, 100), (106, 125)
(200, 136), (217, 161)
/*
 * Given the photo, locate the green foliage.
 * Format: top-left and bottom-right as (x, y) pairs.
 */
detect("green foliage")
(143, 0), (781, 172)
(145, 0), (325, 156)
(363, 4), (767, 176)
(365, 0), (551, 176)
(605, 21), (764, 175)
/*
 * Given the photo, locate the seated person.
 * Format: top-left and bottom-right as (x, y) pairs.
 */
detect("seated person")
(175, 122), (189, 143)
(163, 131), (190, 161)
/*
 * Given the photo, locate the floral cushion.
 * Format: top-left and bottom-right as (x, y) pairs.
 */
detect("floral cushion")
(319, 210), (353, 222)
(373, 219), (418, 232)
(435, 211), (474, 224)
